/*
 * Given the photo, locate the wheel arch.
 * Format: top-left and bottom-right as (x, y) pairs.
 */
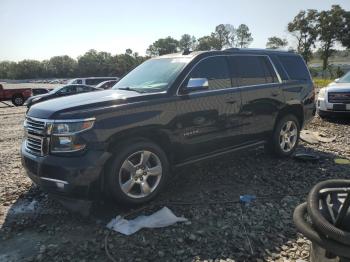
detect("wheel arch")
(274, 103), (304, 130)
(106, 126), (175, 164)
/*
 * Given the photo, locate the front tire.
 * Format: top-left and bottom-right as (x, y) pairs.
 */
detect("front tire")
(265, 114), (300, 157)
(12, 95), (25, 106)
(106, 140), (169, 205)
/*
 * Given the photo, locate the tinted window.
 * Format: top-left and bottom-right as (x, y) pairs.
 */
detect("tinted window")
(229, 56), (278, 86)
(278, 55), (310, 81)
(76, 79), (82, 84)
(86, 79), (103, 85)
(76, 86), (90, 92)
(58, 86), (76, 95)
(188, 56), (231, 90)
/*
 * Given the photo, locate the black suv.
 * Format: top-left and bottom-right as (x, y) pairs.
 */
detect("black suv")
(21, 49), (315, 205)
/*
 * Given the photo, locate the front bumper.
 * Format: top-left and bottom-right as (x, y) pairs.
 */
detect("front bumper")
(21, 143), (111, 199)
(317, 97), (350, 114)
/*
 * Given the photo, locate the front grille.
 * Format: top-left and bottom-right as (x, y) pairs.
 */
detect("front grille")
(24, 117), (49, 156)
(25, 117), (46, 135)
(328, 92), (350, 104)
(26, 134), (43, 155)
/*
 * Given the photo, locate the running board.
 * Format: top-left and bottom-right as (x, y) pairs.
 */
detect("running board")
(174, 141), (266, 168)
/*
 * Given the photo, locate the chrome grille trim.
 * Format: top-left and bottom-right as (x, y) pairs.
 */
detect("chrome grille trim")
(328, 92), (350, 104)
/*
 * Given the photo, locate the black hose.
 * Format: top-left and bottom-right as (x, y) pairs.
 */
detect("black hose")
(293, 203), (350, 258)
(307, 179), (350, 245)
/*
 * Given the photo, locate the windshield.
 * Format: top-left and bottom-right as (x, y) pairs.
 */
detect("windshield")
(48, 86), (63, 94)
(112, 57), (190, 93)
(338, 71), (350, 83)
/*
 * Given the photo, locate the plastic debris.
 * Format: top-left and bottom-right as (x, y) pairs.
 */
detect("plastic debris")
(107, 207), (187, 235)
(334, 158), (350, 165)
(294, 153), (320, 162)
(300, 130), (336, 144)
(240, 195), (257, 204)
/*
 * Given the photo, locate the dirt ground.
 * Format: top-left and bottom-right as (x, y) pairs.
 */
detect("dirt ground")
(0, 104), (349, 262)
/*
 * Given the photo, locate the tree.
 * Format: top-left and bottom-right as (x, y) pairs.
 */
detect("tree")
(288, 9), (318, 63)
(48, 55), (77, 77)
(146, 37), (179, 56)
(179, 34), (197, 51)
(235, 24), (253, 48)
(339, 11), (350, 49)
(266, 36), (288, 49)
(317, 5), (346, 72)
(15, 60), (43, 79)
(78, 49), (115, 77)
(196, 36), (214, 51)
(125, 49), (133, 55)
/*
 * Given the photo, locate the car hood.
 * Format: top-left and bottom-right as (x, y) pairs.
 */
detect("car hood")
(27, 89), (153, 119)
(326, 82), (350, 92)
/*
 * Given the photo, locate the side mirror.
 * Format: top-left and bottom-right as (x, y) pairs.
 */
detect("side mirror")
(183, 78), (209, 93)
(335, 78), (340, 83)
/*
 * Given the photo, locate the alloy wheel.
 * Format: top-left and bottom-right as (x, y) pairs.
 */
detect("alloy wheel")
(279, 120), (298, 153)
(118, 150), (162, 199)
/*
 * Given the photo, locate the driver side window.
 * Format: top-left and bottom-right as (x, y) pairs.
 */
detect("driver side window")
(188, 56), (231, 90)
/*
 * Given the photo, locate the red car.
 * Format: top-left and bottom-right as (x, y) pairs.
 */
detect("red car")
(0, 83), (32, 106)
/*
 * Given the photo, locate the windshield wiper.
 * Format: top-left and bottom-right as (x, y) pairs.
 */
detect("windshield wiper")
(118, 87), (144, 93)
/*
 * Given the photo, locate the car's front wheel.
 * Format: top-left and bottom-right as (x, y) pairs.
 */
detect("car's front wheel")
(106, 140), (169, 205)
(12, 95), (25, 106)
(265, 114), (300, 157)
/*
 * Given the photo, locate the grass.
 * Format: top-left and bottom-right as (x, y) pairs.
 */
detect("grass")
(313, 78), (333, 88)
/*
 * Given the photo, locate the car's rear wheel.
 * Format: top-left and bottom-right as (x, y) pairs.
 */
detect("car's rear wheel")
(12, 95), (25, 106)
(106, 140), (169, 205)
(265, 114), (300, 157)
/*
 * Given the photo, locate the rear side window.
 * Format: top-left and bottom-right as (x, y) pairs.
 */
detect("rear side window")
(228, 56), (278, 86)
(188, 56), (231, 90)
(278, 55), (310, 81)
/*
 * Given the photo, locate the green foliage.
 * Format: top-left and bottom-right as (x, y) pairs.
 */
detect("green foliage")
(179, 34), (197, 51)
(146, 37), (179, 56)
(317, 5), (347, 71)
(313, 78), (333, 88)
(266, 36), (288, 49)
(288, 9), (318, 63)
(340, 11), (350, 48)
(235, 24), (253, 48)
(0, 50), (148, 80)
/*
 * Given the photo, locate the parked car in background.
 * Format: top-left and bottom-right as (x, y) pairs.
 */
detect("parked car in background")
(32, 88), (51, 96)
(21, 49), (315, 205)
(95, 80), (118, 89)
(67, 77), (119, 86)
(0, 83), (32, 106)
(25, 84), (101, 108)
(317, 71), (350, 118)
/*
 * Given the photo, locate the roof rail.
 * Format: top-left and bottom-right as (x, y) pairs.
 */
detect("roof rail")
(225, 48), (240, 52)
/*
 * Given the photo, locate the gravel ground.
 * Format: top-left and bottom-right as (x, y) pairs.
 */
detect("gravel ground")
(0, 105), (349, 262)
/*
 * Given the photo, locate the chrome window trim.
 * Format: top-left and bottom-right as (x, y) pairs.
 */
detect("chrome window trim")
(41, 177), (69, 185)
(176, 54), (283, 96)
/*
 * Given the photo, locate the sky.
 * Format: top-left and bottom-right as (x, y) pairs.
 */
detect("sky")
(0, 0), (349, 62)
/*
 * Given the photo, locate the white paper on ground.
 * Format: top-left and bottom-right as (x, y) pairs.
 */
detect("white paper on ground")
(106, 206), (188, 235)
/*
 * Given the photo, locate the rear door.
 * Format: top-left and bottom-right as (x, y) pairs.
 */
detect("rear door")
(174, 56), (242, 161)
(228, 55), (283, 142)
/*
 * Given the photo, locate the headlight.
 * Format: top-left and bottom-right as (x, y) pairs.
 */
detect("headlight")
(49, 118), (95, 153)
(318, 88), (326, 99)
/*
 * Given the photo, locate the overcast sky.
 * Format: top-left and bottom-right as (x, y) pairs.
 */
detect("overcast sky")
(1, 0), (349, 61)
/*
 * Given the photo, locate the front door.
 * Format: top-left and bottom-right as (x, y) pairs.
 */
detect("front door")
(174, 56), (242, 162)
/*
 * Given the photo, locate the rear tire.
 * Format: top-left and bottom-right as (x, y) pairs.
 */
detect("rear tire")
(12, 95), (25, 106)
(265, 114), (300, 157)
(106, 140), (169, 205)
